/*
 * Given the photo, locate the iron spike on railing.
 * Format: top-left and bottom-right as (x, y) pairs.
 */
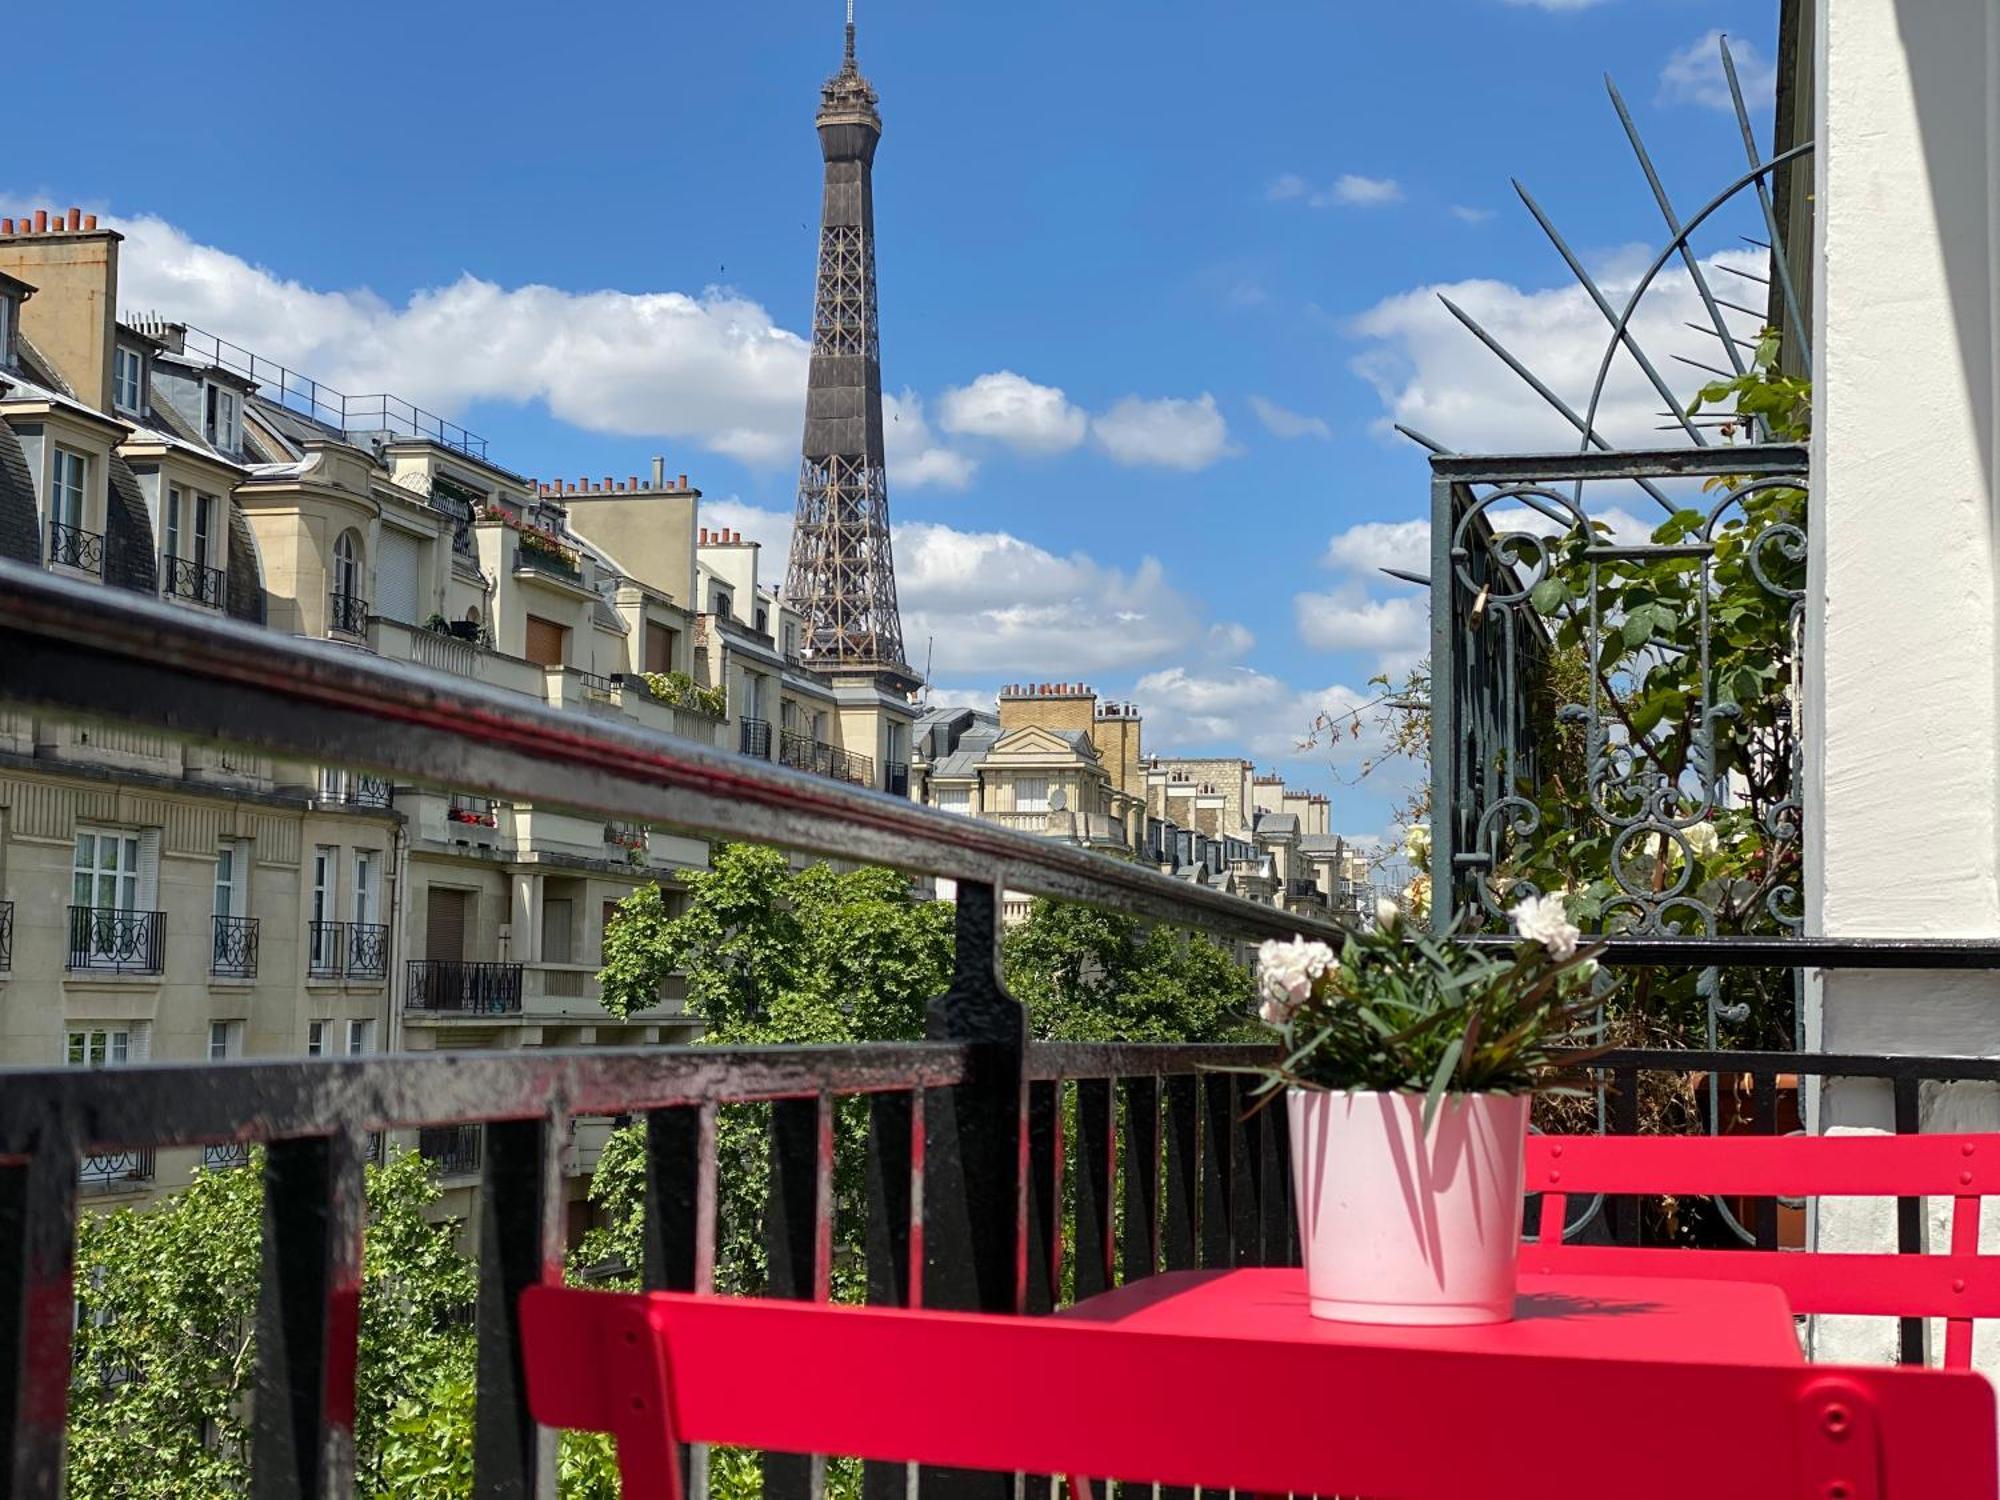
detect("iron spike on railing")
(1720, 34), (1812, 367)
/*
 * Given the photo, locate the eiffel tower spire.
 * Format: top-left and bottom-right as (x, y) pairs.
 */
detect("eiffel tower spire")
(784, 2), (918, 689)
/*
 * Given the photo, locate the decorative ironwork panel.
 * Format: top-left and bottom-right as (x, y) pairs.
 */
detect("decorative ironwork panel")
(202, 1142), (251, 1172)
(347, 922), (390, 981)
(211, 914), (260, 979)
(164, 554), (226, 609)
(740, 717), (772, 759)
(418, 1123), (484, 1177)
(48, 521), (104, 576)
(79, 1148), (154, 1188)
(66, 906), (164, 974)
(307, 919), (346, 978)
(405, 959), (524, 1015)
(328, 589), (369, 636)
(0, 899), (11, 971)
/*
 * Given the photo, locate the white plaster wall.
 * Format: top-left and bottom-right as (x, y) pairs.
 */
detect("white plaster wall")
(1808, 0), (2000, 1363)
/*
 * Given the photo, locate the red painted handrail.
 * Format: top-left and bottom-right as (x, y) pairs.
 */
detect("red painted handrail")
(1524, 1133), (1998, 1366)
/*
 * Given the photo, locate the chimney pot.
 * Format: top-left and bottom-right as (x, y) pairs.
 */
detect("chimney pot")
(0, 219), (11, 234)
(629, 474), (638, 490)
(651, 456), (665, 488)
(678, 473), (688, 489)
(33, 210), (48, 232)
(82, 213), (98, 230)
(700, 528), (708, 544)
(66, 207), (81, 230)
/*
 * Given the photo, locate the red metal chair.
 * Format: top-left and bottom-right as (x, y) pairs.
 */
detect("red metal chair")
(520, 1282), (1995, 1500)
(1523, 1131), (2000, 1366)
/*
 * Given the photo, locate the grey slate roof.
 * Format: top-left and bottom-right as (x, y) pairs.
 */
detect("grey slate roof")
(225, 501), (266, 624)
(1298, 833), (1345, 854)
(0, 415), (39, 565)
(103, 455), (157, 594)
(1254, 811), (1300, 836)
(929, 726), (1001, 780)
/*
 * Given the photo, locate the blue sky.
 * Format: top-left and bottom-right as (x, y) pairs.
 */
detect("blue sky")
(9, 0), (1780, 840)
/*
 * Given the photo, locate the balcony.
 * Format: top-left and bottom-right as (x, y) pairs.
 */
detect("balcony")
(48, 520), (103, 577)
(406, 959), (524, 1015)
(79, 1148), (154, 1191)
(306, 920), (345, 979)
(739, 716), (771, 759)
(210, 914), (259, 979)
(418, 1123), (483, 1178)
(201, 1142), (251, 1172)
(66, 906), (164, 975)
(320, 769), (394, 809)
(328, 589), (369, 637)
(348, 922), (390, 981)
(162, 553), (226, 609)
(885, 760), (910, 798)
(0, 899), (10, 971)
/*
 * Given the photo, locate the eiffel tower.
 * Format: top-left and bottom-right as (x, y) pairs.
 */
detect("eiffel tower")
(783, 2), (920, 692)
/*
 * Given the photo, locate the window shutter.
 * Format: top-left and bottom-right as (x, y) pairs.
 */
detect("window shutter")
(524, 615), (567, 667)
(376, 528), (422, 624)
(136, 829), (162, 910)
(425, 886), (467, 962)
(129, 1024), (151, 1063)
(541, 898), (573, 964)
(645, 624), (676, 674)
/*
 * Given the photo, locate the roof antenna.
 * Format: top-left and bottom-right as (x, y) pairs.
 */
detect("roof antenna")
(844, 0), (856, 69)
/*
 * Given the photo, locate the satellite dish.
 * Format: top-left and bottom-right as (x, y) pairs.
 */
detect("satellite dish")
(1049, 787), (1068, 812)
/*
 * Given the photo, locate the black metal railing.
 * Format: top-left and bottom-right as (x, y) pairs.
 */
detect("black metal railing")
(307, 920), (345, 978)
(211, 914), (259, 978)
(16, 561), (2000, 1492)
(885, 760), (910, 797)
(513, 542), (581, 584)
(347, 922), (390, 981)
(417, 1123), (483, 1177)
(0, 899), (11, 972)
(739, 716), (771, 759)
(328, 590), (369, 636)
(778, 728), (818, 773)
(323, 771), (393, 809)
(201, 1142), (251, 1172)
(47, 520), (103, 576)
(78, 1148), (155, 1191)
(163, 553), (226, 609)
(832, 747), (873, 786)
(66, 907), (164, 974)
(405, 959), (524, 1014)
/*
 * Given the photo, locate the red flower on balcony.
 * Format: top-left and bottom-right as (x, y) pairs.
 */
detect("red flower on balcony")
(448, 807), (498, 828)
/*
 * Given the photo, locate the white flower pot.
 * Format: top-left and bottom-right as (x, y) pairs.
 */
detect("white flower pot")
(1287, 1087), (1530, 1326)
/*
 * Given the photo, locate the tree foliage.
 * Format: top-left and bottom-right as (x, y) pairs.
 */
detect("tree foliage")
(68, 1148), (476, 1498)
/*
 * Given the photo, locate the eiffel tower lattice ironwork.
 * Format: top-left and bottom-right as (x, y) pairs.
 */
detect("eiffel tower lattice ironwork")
(784, 5), (916, 686)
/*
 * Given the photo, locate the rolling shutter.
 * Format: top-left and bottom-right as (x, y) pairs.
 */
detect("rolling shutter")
(376, 529), (422, 624)
(425, 887), (467, 962)
(524, 615), (568, 668)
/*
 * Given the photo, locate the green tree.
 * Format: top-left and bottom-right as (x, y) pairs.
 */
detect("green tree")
(68, 1147), (476, 1498)
(1003, 898), (1256, 1043)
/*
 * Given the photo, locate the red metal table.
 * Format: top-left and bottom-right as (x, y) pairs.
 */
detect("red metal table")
(1057, 1265), (1807, 1367)
(524, 1266), (1994, 1499)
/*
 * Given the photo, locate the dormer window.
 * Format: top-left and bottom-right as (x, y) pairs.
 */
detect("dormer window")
(0, 295), (13, 367)
(113, 346), (144, 414)
(755, 606), (769, 634)
(713, 589), (731, 618)
(204, 384), (240, 452)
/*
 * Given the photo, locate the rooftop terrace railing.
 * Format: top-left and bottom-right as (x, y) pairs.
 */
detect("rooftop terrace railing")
(6, 559), (2000, 1498)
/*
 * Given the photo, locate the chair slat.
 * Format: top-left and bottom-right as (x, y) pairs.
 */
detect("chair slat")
(1526, 1133), (1995, 1197)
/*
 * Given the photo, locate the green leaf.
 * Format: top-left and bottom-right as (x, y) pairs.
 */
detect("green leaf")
(1529, 578), (1568, 616)
(1422, 1036), (1465, 1136)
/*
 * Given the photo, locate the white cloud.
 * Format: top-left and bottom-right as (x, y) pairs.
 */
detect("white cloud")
(1293, 587), (1429, 669)
(1266, 173), (1309, 202)
(700, 497), (794, 569)
(1322, 175), (1403, 208)
(935, 370), (1087, 456)
(1206, 621), (1256, 659)
(1248, 394), (1331, 441)
(1660, 30), (1775, 112)
(1347, 246), (1768, 453)
(1090, 393), (1232, 470)
(1324, 518), (1431, 577)
(1134, 666), (1390, 772)
(1450, 205), (1496, 225)
(898, 522), (1210, 676)
(882, 388), (977, 490)
(89, 206), (985, 489)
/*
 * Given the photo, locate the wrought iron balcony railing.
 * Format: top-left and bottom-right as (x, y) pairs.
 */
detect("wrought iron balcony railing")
(739, 716), (771, 759)
(162, 553), (226, 609)
(406, 959), (524, 1014)
(66, 906), (164, 974)
(347, 922), (390, 981)
(831, 746), (873, 786)
(307, 919), (345, 978)
(47, 520), (103, 576)
(417, 1123), (483, 1177)
(78, 1147), (155, 1191)
(9, 562), (2000, 1487)
(328, 589), (370, 637)
(885, 759), (910, 798)
(211, 914), (259, 978)
(201, 1142), (251, 1172)
(0, 899), (11, 972)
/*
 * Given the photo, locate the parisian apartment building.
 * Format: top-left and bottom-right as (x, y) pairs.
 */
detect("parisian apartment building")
(0, 207), (917, 1225)
(911, 682), (1369, 926)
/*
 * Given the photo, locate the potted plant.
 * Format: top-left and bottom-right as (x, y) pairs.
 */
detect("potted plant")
(1248, 896), (1606, 1326)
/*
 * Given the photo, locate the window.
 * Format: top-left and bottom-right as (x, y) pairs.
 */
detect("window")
(165, 485), (184, 562)
(67, 1028), (136, 1067)
(332, 529), (363, 602)
(310, 845), (337, 971)
(204, 383), (240, 451)
(644, 621), (678, 674)
(353, 850), (377, 928)
(712, 589), (730, 619)
(1014, 777), (1050, 814)
(73, 829), (140, 913)
(523, 614), (567, 668)
(0, 295), (12, 365)
(755, 606), (769, 634)
(782, 621), (798, 657)
(50, 447), (87, 533)
(194, 492), (214, 567)
(938, 786), (972, 815)
(307, 1020), (329, 1058)
(346, 1019), (375, 1057)
(208, 1021), (243, 1061)
(113, 347), (143, 413)
(213, 842), (241, 918)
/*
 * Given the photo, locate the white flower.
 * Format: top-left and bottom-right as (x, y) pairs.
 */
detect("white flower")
(1255, 936), (1337, 1025)
(1403, 824), (1432, 866)
(1683, 821), (1720, 858)
(1375, 896), (1401, 931)
(1510, 892), (1581, 961)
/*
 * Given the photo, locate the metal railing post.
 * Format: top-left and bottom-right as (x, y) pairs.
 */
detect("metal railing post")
(920, 879), (1025, 1500)
(472, 1114), (566, 1500)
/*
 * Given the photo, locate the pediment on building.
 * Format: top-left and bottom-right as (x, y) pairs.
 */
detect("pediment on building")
(988, 725), (1101, 763)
